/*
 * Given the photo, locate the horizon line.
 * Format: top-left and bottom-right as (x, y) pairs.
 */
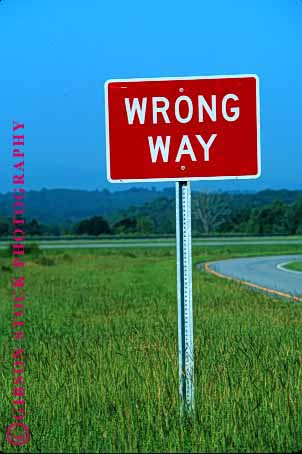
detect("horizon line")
(1, 186), (302, 195)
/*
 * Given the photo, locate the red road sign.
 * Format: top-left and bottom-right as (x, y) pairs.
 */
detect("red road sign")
(105, 75), (260, 183)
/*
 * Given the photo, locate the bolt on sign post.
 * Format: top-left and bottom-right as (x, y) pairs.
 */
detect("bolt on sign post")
(104, 75), (261, 413)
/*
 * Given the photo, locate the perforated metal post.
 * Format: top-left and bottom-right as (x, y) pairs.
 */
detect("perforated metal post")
(176, 181), (194, 413)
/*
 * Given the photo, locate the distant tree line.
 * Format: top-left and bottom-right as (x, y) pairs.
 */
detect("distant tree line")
(221, 200), (302, 235)
(0, 195), (301, 237)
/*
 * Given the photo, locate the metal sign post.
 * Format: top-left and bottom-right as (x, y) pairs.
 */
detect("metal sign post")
(176, 181), (194, 413)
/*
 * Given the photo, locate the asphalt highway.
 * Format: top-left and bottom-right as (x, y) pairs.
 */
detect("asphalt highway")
(1, 239), (302, 249)
(37, 239), (302, 249)
(207, 255), (302, 298)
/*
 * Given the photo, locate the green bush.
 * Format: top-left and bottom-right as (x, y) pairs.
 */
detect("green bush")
(1, 264), (12, 273)
(61, 253), (73, 263)
(26, 242), (42, 255)
(34, 255), (56, 266)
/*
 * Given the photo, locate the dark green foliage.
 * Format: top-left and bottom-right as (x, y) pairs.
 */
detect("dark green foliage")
(0, 188), (172, 225)
(114, 197), (175, 234)
(120, 250), (137, 258)
(1, 189), (302, 237)
(1, 264), (12, 273)
(26, 242), (42, 256)
(244, 199), (302, 235)
(26, 218), (42, 235)
(0, 221), (9, 235)
(61, 253), (73, 263)
(136, 216), (155, 234)
(287, 199), (302, 234)
(113, 217), (137, 233)
(75, 216), (111, 235)
(113, 195), (302, 236)
(34, 255), (56, 266)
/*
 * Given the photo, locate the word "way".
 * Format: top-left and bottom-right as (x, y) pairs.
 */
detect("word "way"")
(148, 134), (217, 163)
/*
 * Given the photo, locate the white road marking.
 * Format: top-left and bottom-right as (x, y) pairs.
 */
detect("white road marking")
(276, 261), (302, 274)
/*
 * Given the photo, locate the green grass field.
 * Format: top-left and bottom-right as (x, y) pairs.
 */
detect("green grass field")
(284, 261), (302, 272)
(0, 243), (302, 453)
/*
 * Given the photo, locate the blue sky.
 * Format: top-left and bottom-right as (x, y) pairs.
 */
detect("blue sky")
(0, 0), (301, 192)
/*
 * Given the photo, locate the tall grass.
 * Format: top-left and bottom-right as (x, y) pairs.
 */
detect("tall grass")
(0, 245), (301, 452)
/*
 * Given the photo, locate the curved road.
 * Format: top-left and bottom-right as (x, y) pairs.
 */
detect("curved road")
(206, 255), (302, 299)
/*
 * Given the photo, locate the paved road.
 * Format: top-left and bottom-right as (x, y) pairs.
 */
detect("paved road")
(1, 239), (302, 249)
(207, 255), (302, 298)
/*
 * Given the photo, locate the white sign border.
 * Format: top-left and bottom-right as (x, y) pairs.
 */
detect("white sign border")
(104, 74), (261, 183)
